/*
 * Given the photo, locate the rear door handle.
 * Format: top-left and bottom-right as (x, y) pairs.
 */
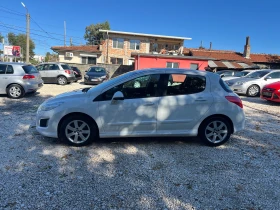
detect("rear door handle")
(144, 102), (155, 106)
(195, 98), (207, 102)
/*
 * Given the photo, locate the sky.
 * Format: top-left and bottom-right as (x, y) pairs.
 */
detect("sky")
(1, 0), (280, 56)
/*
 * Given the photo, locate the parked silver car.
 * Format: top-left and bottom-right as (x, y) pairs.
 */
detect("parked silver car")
(36, 62), (75, 85)
(0, 62), (44, 99)
(222, 70), (255, 81)
(225, 69), (280, 96)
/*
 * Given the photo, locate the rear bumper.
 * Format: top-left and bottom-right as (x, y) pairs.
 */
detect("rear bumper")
(74, 75), (82, 81)
(67, 76), (76, 82)
(24, 80), (44, 93)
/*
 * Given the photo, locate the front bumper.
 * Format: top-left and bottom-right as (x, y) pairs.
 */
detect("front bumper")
(261, 91), (280, 102)
(229, 85), (247, 94)
(36, 109), (62, 138)
(84, 77), (107, 85)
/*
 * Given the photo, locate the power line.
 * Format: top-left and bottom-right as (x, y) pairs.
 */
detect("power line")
(30, 17), (56, 39)
(0, 8), (24, 16)
(0, 6), (25, 15)
(0, 24), (82, 45)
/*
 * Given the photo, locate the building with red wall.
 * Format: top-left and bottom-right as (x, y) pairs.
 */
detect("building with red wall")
(131, 53), (210, 70)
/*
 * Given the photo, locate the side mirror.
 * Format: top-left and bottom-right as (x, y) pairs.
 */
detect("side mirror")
(265, 76), (272, 80)
(112, 91), (124, 101)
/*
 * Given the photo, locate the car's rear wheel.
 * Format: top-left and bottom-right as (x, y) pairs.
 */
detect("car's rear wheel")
(59, 115), (97, 146)
(7, 84), (25, 99)
(199, 117), (232, 146)
(247, 85), (260, 97)
(57, 76), (67, 85)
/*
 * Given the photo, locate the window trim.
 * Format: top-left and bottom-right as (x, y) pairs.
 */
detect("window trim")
(166, 62), (179, 68)
(81, 56), (97, 64)
(190, 63), (199, 70)
(129, 39), (140, 50)
(112, 38), (124, 49)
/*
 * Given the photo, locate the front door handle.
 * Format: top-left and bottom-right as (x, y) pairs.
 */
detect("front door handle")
(144, 102), (155, 106)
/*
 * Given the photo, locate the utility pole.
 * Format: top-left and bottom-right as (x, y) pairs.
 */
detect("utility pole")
(70, 37), (72, 46)
(21, 2), (29, 63)
(64, 21), (66, 46)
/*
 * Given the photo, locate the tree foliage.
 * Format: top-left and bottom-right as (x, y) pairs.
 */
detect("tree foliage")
(7, 33), (35, 60)
(84, 21), (110, 45)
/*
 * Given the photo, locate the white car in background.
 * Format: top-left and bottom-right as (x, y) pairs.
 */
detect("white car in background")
(36, 68), (245, 147)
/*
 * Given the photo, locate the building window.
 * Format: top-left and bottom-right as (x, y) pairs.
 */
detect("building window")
(174, 45), (179, 50)
(81, 57), (96, 64)
(111, 57), (123, 65)
(166, 62), (179, 68)
(190, 63), (199, 70)
(112, 38), (124, 49)
(130, 40), (140, 50)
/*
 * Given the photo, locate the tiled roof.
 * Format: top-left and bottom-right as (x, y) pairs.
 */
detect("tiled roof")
(184, 48), (280, 64)
(51, 45), (101, 53)
(249, 54), (280, 63)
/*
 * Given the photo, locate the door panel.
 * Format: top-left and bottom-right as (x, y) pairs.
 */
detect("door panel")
(99, 97), (159, 136)
(48, 64), (60, 83)
(156, 74), (213, 134)
(97, 74), (161, 137)
(0, 64), (7, 94)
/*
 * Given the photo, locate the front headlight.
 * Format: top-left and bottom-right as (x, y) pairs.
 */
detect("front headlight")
(235, 81), (245, 85)
(278, 89), (280, 92)
(84, 75), (89, 79)
(38, 102), (64, 112)
(100, 75), (106, 79)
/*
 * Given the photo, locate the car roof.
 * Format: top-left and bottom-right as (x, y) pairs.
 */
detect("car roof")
(0, 62), (28, 66)
(40, 62), (67, 65)
(133, 68), (214, 77)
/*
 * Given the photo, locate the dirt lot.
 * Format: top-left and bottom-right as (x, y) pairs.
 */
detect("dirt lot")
(0, 83), (280, 210)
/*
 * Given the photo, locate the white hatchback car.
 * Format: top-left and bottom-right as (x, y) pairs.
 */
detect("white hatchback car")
(36, 68), (245, 146)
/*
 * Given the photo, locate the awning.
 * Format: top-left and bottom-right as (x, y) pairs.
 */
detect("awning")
(80, 54), (97, 57)
(209, 60), (254, 69)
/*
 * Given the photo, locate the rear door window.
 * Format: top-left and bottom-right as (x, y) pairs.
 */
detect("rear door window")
(0, 64), (7, 74)
(6, 65), (14, 74)
(61, 64), (71, 70)
(22, 65), (38, 74)
(165, 74), (206, 96)
(49, 64), (60, 70)
(36, 65), (44, 71)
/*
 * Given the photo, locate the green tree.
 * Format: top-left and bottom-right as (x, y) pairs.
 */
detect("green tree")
(0, 33), (3, 43)
(8, 33), (35, 60)
(84, 21), (110, 45)
(45, 52), (51, 62)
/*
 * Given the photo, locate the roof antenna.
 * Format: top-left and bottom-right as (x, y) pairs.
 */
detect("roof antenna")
(199, 41), (204, 49)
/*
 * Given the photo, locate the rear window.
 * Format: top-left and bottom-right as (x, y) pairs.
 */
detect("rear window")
(22, 65), (38, 74)
(219, 78), (232, 93)
(61, 64), (71, 70)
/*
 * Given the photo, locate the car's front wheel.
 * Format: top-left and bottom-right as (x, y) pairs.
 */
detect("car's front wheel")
(247, 85), (260, 97)
(57, 76), (67, 85)
(7, 84), (25, 99)
(199, 117), (232, 146)
(59, 115), (97, 146)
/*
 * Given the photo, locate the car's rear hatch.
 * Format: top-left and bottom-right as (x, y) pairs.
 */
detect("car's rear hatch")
(22, 65), (43, 83)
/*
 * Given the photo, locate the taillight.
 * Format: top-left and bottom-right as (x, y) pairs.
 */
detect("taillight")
(65, 70), (71, 74)
(23, 74), (35, 79)
(225, 96), (243, 108)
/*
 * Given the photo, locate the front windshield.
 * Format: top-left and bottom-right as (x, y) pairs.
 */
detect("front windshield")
(89, 67), (106, 73)
(244, 71), (270, 79)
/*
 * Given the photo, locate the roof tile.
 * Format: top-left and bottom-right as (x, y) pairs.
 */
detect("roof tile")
(51, 45), (100, 53)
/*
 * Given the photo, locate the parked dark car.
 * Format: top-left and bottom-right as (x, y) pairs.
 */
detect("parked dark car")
(70, 66), (82, 82)
(84, 66), (109, 85)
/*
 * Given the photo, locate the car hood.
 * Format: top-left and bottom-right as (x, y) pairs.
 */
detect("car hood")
(227, 77), (257, 83)
(86, 72), (106, 77)
(45, 88), (90, 103)
(264, 81), (280, 89)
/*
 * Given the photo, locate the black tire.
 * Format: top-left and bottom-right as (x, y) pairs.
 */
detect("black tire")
(57, 76), (67, 85)
(7, 84), (25, 99)
(198, 117), (232, 146)
(58, 115), (98, 146)
(246, 85), (260, 97)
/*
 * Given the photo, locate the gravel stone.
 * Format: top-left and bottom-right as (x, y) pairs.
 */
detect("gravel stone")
(0, 83), (279, 209)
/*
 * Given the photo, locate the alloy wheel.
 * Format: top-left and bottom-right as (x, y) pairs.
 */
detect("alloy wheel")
(65, 120), (91, 144)
(248, 85), (259, 96)
(58, 77), (67, 85)
(9, 86), (22, 98)
(205, 120), (228, 144)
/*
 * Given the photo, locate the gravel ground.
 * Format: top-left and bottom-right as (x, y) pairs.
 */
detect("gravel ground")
(0, 83), (280, 210)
